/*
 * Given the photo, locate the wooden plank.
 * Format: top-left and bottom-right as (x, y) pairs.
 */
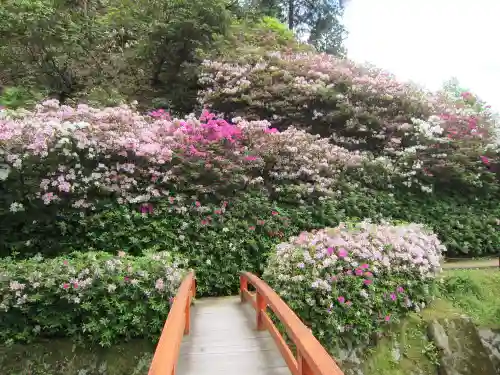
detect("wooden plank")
(176, 296), (291, 375)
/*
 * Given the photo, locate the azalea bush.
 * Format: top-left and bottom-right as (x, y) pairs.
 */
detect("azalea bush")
(0, 250), (187, 346)
(263, 221), (445, 354)
(199, 51), (500, 193)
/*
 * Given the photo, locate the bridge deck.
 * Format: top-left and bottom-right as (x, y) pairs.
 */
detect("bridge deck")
(176, 296), (291, 375)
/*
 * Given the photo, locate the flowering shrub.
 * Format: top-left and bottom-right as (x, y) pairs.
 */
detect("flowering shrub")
(0, 250), (187, 346)
(263, 221), (445, 354)
(0, 100), (364, 212)
(199, 51), (500, 193)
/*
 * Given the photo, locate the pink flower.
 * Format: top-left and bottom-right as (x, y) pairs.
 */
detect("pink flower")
(195, 201), (201, 207)
(264, 128), (279, 134)
(337, 296), (345, 304)
(390, 293), (396, 301)
(214, 209), (222, 215)
(345, 301), (352, 307)
(271, 211), (279, 216)
(201, 219), (209, 225)
(365, 271), (373, 278)
(249, 226), (256, 231)
(124, 276), (129, 282)
(361, 264), (369, 269)
(363, 279), (372, 286)
(338, 248), (348, 258)
(63, 260), (69, 266)
(244, 155), (258, 161)
(327, 247), (334, 255)
(257, 220), (265, 225)
(396, 287), (404, 293)
(63, 283), (70, 289)
(480, 155), (490, 165)
(355, 268), (363, 276)
(73, 283), (78, 289)
(385, 315), (391, 322)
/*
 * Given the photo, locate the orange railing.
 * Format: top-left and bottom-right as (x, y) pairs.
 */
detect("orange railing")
(148, 272), (196, 375)
(240, 272), (345, 375)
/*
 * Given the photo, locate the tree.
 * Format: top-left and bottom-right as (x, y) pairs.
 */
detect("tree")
(252, 0), (347, 55)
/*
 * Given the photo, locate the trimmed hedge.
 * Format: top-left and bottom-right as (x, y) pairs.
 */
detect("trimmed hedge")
(0, 251), (186, 346)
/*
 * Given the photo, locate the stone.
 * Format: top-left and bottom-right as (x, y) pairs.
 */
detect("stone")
(478, 328), (500, 373)
(427, 318), (496, 375)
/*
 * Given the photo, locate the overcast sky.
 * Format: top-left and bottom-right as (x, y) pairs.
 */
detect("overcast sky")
(343, 0), (500, 109)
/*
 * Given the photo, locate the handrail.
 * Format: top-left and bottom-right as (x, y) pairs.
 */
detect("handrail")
(148, 272), (196, 375)
(240, 272), (345, 375)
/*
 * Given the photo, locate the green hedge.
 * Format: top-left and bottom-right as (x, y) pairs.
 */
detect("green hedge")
(0, 251), (187, 346)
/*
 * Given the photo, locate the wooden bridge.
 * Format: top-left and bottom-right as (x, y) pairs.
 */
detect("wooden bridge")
(148, 272), (345, 375)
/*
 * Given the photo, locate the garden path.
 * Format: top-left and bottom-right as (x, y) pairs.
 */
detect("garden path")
(176, 296), (291, 375)
(442, 257), (499, 269)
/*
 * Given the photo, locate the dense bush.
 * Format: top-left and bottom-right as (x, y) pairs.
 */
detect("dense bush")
(199, 51), (500, 193)
(263, 221), (445, 354)
(0, 250), (186, 346)
(0, 101), (364, 294)
(0, 0), (232, 113)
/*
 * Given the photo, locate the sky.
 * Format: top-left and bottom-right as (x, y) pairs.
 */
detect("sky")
(343, 0), (500, 110)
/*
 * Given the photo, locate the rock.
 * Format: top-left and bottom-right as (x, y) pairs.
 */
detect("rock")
(427, 318), (496, 375)
(478, 328), (500, 373)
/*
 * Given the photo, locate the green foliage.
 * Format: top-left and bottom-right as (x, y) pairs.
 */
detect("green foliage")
(0, 87), (46, 109)
(69, 192), (340, 296)
(0, 251), (187, 346)
(0, 0), (232, 113)
(334, 186), (500, 257)
(439, 269), (500, 327)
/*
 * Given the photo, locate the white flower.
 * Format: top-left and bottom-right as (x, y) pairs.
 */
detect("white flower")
(9, 202), (25, 213)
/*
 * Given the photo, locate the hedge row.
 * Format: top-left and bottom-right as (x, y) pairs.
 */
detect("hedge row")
(0, 251), (186, 346)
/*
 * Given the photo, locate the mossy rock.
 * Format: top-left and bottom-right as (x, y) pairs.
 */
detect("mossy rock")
(427, 318), (496, 375)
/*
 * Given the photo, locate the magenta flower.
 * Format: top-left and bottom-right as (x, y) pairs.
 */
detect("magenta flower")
(264, 128), (278, 134)
(385, 315), (391, 322)
(337, 296), (345, 304)
(271, 211), (279, 216)
(363, 279), (372, 286)
(390, 293), (396, 301)
(244, 155), (258, 161)
(480, 155), (490, 165)
(355, 268), (363, 276)
(140, 203), (153, 214)
(397, 286), (404, 293)
(327, 247), (334, 255)
(361, 263), (369, 269)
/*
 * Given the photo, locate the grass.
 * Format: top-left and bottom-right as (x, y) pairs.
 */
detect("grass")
(362, 268), (500, 375)
(0, 339), (155, 375)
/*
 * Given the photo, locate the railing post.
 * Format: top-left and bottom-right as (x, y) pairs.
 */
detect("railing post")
(256, 291), (266, 331)
(240, 274), (248, 303)
(297, 351), (314, 375)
